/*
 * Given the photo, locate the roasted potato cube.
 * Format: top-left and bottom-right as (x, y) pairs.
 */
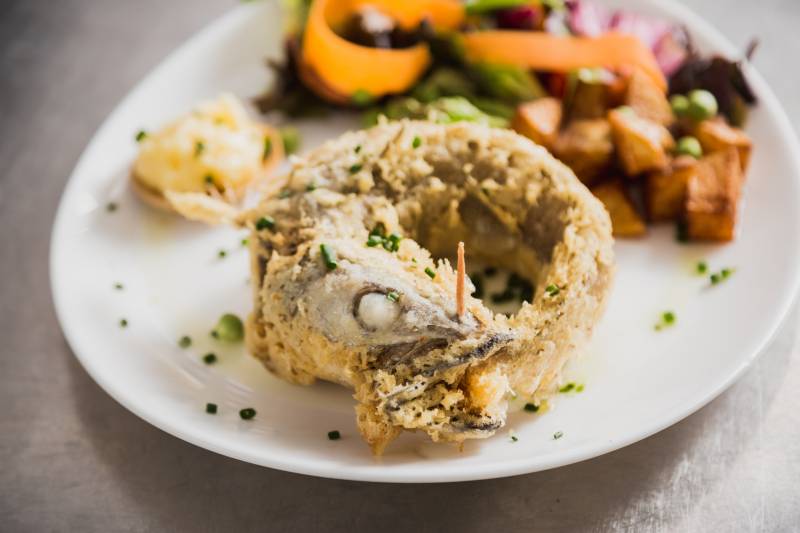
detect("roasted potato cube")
(685, 148), (743, 241)
(511, 97), (562, 149)
(694, 118), (752, 172)
(609, 108), (674, 176)
(625, 70), (673, 126)
(591, 180), (647, 237)
(553, 119), (614, 185)
(566, 72), (611, 121)
(645, 156), (698, 222)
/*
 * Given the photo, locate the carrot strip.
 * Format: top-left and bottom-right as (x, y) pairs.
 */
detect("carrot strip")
(301, 0), (464, 102)
(456, 241), (465, 317)
(461, 31), (667, 92)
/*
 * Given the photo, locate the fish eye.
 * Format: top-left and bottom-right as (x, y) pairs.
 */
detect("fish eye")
(356, 291), (400, 331)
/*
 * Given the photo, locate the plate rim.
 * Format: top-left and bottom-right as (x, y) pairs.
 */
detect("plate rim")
(49, 0), (800, 482)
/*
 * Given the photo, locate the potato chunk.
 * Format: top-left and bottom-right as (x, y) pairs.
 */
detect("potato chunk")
(511, 97), (562, 150)
(645, 156), (698, 222)
(553, 119), (614, 185)
(609, 108), (674, 176)
(591, 180), (647, 237)
(685, 148), (743, 241)
(694, 118), (752, 172)
(625, 70), (673, 126)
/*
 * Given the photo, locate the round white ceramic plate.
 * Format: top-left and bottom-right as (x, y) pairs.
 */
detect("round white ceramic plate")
(51, 0), (800, 482)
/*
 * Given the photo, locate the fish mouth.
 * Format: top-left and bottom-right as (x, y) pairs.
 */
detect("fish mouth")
(375, 332), (514, 438)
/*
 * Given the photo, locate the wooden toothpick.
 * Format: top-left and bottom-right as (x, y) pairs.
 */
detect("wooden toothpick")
(456, 241), (465, 317)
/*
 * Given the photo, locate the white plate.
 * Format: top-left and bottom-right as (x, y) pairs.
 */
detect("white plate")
(50, 0), (800, 482)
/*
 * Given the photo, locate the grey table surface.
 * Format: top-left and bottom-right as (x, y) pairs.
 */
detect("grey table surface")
(2, 0), (800, 531)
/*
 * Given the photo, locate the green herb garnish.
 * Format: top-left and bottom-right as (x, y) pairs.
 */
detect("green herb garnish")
(412, 136), (422, 149)
(178, 336), (192, 348)
(327, 430), (341, 440)
(113, 283), (124, 290)
(545, 284), (560, 297)
(204, 174), (214, 186)
(354, 144), (362, 154)
(320, 244), (338, 270)
(212, 314), (244, 342)
(262, 136), (272, 162)
(351, 89), (374, 106)
(386, 291), (400, 303)
(366, 234), (383, 247)
(195, 140), (205, 157)
(306, 183), (316, 192)
(654, 311), (676, 331)
(135, 130), (147, 142)
(255, 216), (275, 231)
(524, 403), (539, 413)
(349, 163), (363, 174)
(425, 267), (436, 279)
(576, 384), (585, 393)
(382, 233), (402, 252)
(279, 126), (300, 155)
(206, 403), (218, 414)
(553, 431), (564, 440)
(119, 318), (128, 328)
(239, 408), (256, 420)
(696, 261), (708, 274)
(710, 268), (734, 285)
(241, 238), (249, 246)
(218, 249), (227, 259)
(510, 434), (518, 442)
(559, 382), (576, 393)
(203, 353), (217, 365)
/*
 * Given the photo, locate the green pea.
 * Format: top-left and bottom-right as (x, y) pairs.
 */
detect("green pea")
(687, 90), (718, 121)
(212, 313), (244, 342)
(670, 94), (690, 117)
(675, 136), (703, 159)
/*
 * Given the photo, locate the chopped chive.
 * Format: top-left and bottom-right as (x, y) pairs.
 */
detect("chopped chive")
(559, 382), (576, 393)
(204, 174), (214, 185)
(510, 433), (518, 442)
(710, 273), (721, 285)
(306, 183), (316, 192)
(370, 223), (386, 237)
(210, 330), (219, 339)
(255, 216), (275, 231)
(412, 136), (422, 149)
(279, 126), (300, 155)
(135, 130), (147, 142)
(179, 336), (192, 348)
(205, 403), (218, 414)
(524, 403), (539, 413)
(386, 291), (400, 302)
(354, 144), (362, 154)
(278, 189), (292, 199)
(696, 261), (708, 274)
(113, 282), (124, 290)
(327, 430), (341, 440)
(424, 267), (436, 279)
(721, 268), (733, 278)
(119, 318), (128, 328)
(320, 244), (338, 270)
(262, 136), (272, 162)
(575, 384), (585, 393)
(383, 233), (401, 252)
(366, 234), (383, 247)
(106, 202), (118, 212)
(195, 140), (205, 157)
(349, 163), (363, 174)
(545, 284), (560, 297)
(202, 353), (217, 365)
(553, 431), (564, 440)
(241, 238), (249, 246)
(239, 408), (256, 420)
(218, 249), (227, 259)
(213, 314), (244, 342)
(663, 311), (676, 324)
